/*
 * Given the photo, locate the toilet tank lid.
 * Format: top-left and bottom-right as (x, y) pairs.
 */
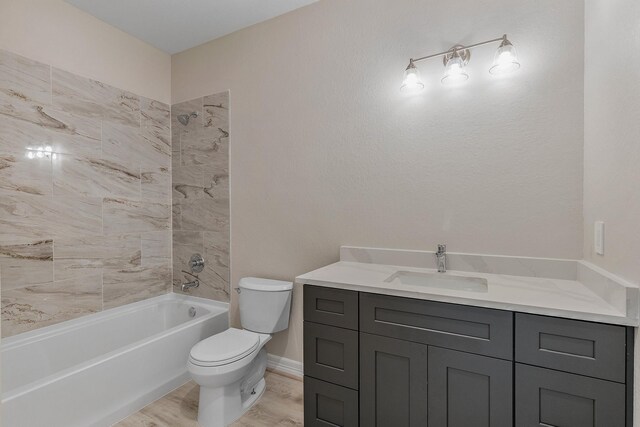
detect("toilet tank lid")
(239, 277), (293, 291)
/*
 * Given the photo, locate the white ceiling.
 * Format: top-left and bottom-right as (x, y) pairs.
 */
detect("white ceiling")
(65, 0), (318, 54)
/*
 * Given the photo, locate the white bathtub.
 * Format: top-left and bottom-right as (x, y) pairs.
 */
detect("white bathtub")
(1, 293), (228, 427)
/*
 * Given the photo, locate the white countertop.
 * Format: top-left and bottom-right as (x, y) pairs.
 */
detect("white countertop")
(296, 261), (639, 326)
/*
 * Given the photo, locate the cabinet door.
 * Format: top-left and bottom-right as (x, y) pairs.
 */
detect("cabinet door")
(304, 377), (359, 427)
(360, 333), (428, 427)
(516, 363), (626, 427)
(428, 347), (513, 427)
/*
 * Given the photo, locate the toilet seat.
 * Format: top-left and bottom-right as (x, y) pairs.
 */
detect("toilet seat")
(189, 328), (260, 367)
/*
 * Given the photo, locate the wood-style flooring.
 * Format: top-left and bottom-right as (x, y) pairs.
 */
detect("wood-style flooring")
(115, 371), (303, 426)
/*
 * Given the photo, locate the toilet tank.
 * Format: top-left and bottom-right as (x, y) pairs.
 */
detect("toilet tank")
(238, 277), (293, 333)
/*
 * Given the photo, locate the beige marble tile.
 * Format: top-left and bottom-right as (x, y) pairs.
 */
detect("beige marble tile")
(52, 68), (140, 127)
(141, 231), (171, 267)
(180, 196), (229, 232)
(171, 146), (181, 170)
(180, 126), (229, 168)
(103, 264), (171, 309)
(178, 91), (229, 168)
(101, 121), (143, 167)
(171, 98), (203, 135)
(102, 121), (169, 171)
(52, 258), (103, 283)
(172, 231), (203, 288)
(203, 91), (229, 131)
(0, 154), (52, 196)
(0, 106), (101, 157)
(53, 234), (141, 281)
(172, 203), (182, 230)
(204, 169), (229, 202)
(50, 196), (103, 238)
(172, 164), (203, 201)
(116, 372), (303, 427)
(0, 238), (53, 290)
(1, 274), (102, 338)
(53, 153), (140, 198)
(0, 194), (52, 238)
(1, 50), (172, 337)
(0, 194), (102, 240)
(0, 49), (51, 107)
(141, 97), (171, 168)
(141, 166), (171, 203)
(171, 91), (229, 303)
(200, 231), (230, 302)
(141, 97), (171, 147)
(103, 197), (171, 235)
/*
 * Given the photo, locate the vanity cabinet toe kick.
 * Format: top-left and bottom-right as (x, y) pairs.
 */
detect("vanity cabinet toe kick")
(302, 284), (634, 427)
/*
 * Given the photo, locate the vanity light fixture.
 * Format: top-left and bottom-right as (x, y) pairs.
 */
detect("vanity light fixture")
(400, 60), (425, 93)
(401, 34), (520, 92)
(441, 46), (470, 85)
(489, 35), (520, 74)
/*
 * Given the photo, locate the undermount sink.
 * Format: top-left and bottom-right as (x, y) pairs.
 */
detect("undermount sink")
(384, 271), (488, 293)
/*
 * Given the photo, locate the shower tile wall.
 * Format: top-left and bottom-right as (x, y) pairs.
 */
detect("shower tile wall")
(0, 49), (172, 337)
(171, 92), (230, 302)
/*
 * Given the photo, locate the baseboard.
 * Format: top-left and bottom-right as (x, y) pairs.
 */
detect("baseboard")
(267, 354), (303, 379)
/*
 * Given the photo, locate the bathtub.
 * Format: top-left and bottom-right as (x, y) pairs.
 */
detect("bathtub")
(1, 293), (229, 427)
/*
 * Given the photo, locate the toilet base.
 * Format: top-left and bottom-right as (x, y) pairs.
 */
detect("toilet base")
(241, 377), (266, 413)
(197, 377), (267, 427)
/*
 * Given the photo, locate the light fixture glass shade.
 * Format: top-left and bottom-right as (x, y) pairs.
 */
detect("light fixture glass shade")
(441, 53), (469, 85)
(401, 62), (425, 93)
(490, 39), (520, 74)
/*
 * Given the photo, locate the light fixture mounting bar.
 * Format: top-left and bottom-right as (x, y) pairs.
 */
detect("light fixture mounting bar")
(411, 34), (507, 64)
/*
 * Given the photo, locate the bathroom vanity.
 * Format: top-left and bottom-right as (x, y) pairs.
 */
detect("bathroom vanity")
(298, 247), (638, 427)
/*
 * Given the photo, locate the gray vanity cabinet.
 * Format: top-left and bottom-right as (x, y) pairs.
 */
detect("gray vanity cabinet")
(359, 333), (428, 426)
(304, 286), (361, 427)
(302, 284), (633, 427)
(514, 313), (631, 427)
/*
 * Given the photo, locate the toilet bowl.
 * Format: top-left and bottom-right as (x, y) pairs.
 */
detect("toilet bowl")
(187, 277), (293, 427)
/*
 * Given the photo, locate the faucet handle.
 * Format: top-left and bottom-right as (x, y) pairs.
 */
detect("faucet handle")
(437, 244), (446, 253)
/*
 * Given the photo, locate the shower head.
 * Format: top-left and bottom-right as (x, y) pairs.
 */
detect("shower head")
(177, 112), (198, 126)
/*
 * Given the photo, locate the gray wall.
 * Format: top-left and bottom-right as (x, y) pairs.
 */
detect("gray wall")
(170, 0), (585, 362)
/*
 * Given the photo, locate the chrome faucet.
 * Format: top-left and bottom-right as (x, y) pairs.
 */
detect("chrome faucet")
(181, 279), (200, 292)
(436, 244), (447, 273)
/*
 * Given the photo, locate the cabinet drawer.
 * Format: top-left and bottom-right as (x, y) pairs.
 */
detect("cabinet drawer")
(515, 313), (627, 382)
(360, 293), (513, 359)
(304, 285), (358, 330)
(304, 322), (359, 389)
(304, 377), (359, 427)
(516, 364), (626, 427)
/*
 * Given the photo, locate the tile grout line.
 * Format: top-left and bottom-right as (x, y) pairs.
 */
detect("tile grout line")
(100, 117), (105, 312)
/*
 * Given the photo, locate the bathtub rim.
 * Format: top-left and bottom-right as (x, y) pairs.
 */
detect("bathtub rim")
(1, 293), (229, 401)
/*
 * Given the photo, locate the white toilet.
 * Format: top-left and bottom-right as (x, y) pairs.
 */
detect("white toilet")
(188, 277), (293, 427)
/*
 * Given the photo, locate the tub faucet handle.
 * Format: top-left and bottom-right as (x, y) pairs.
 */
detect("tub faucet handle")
(189, 254), (205, 273)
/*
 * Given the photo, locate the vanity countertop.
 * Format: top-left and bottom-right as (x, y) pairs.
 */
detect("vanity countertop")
(296, 260), (639, 326)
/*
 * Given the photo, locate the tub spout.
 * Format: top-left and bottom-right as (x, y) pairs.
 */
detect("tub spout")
(182, 279), (200, 292)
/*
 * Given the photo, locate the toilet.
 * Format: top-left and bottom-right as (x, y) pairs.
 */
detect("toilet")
(188, 277), (293, 427)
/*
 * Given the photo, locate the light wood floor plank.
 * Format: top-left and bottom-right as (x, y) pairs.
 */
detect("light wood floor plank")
(115, 372), (303, 426)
